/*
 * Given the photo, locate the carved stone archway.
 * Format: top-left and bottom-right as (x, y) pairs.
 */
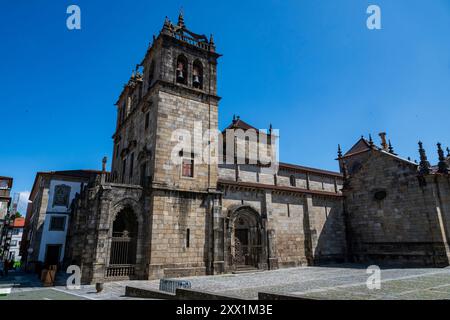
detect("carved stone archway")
(104, 198), (145, 279)
(226, 205), (267, 271)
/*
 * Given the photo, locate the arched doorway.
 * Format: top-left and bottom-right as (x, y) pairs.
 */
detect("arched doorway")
(229, 207), (263, 269)
(107, 206), (138, 278)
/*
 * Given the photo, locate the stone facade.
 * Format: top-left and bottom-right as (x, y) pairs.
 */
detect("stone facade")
(63, 14), (450, 285)
(340, 138), (450, 266)
(65, 14), (348, 284)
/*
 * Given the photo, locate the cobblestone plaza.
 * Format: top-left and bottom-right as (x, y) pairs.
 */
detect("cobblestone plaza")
(2, 265), (450, 300)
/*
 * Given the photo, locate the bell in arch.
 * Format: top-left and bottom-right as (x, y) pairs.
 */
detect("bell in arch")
(176, 62), (184, 81)
(193, 75), (200, 88)
(192, 67), (201, 88)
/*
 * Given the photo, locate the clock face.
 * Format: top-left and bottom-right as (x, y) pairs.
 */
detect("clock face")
(0, 179), (9, 189)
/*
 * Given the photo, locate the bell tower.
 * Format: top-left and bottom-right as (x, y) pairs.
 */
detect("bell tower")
(111, 13), (221, 191)
(141, 13), (221, 191)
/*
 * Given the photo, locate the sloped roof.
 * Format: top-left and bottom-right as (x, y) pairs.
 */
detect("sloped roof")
(12, 217), (25, 228)
(343, 138), (374, 157)
(223, 118), (259, 132)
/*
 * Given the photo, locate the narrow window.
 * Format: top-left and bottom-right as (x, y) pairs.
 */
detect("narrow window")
(145, 113), (150, 130)
(115, 144), (120, 159)
(129, 153), (135, 180)
(182, 158), (194, 177)
(122, 158), (127, 183)
(148, 60), (155, 88)
(287, 203), (290, 218)
(49, 216), (66, 231)
(186, 228), (190, 248)
(140, 163), (147, 187)
(290, 175), (296, 187)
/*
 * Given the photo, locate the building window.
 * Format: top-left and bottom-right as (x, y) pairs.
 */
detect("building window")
(140, 162), (147, 187)
(12, 228), (20, 235)
(290, 175), (296, 187)
(148, 60), (155, 88)
(53, 184), (71, 207)
(122, 158), (127, 183)
(192, 60), (203, 89)
(176, 55), (188, 84)
(145, 113), (150, 130)
(182, 158), (194, 177)
(129, 153), (135, 180)
(10, 240), (17, 246)
(186, 228), (190, 248)
(49, 216), (66, 231)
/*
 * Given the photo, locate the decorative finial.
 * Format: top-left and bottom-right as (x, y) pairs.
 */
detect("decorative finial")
(178, 8), (185, 27)
(232, 114), (236, 122)
(269, 123), (273, 133)
(164, 16), (170, 27)
(337, 144), (343, 159)
(437, 143), (448, 174)
(368, 134), (374, 147)
(209, 34), (215, 45)
(102, 156), (107, 172)
(407, 157), (411, 161)
(388, 139), (395, 154)
(418, 141), (431, 175)
(342, 160), (350, 189)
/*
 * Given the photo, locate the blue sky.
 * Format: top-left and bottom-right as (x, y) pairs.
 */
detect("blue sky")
(1, 0), (450, 211)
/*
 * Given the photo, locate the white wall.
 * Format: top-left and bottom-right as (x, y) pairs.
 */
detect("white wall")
(8, 228), (23, 261)
(38, 179), (82, 263)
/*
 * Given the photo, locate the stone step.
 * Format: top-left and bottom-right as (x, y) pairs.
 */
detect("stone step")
(232, 267), (262, 274)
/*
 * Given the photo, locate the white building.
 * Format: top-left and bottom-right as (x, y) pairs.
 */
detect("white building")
(24, 170), (101, 268)
(7, 217), (24, 262)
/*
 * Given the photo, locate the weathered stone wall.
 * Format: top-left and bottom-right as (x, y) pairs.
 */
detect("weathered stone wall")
(220, 184), (347, 268)
(344, 150), (450, 266)
(147, 190), (209, 279)
(152, 90), (218, 192)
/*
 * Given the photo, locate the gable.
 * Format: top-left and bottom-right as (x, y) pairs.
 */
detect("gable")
(344, 138), (371, 157)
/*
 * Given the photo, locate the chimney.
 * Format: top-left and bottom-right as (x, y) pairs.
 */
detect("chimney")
(379, 132), (388, 151)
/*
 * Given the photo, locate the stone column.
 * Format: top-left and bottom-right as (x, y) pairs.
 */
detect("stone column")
(304, 194), (318, 264)
(263, 190), (278, 269)
(212, 196), (225, 274)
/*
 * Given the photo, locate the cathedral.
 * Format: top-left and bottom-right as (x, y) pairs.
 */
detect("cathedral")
(65, 14), (450, 284)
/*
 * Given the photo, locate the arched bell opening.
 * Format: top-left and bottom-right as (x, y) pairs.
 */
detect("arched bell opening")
(176, 55), (188, 85)
(192, 60), (203, 89)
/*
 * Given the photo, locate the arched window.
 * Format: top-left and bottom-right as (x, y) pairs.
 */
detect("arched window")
(290, 175), (296, 187)
(176, 55), (188, 85)
(147, 60), (155, 88)
(192, 60), (203, 89)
